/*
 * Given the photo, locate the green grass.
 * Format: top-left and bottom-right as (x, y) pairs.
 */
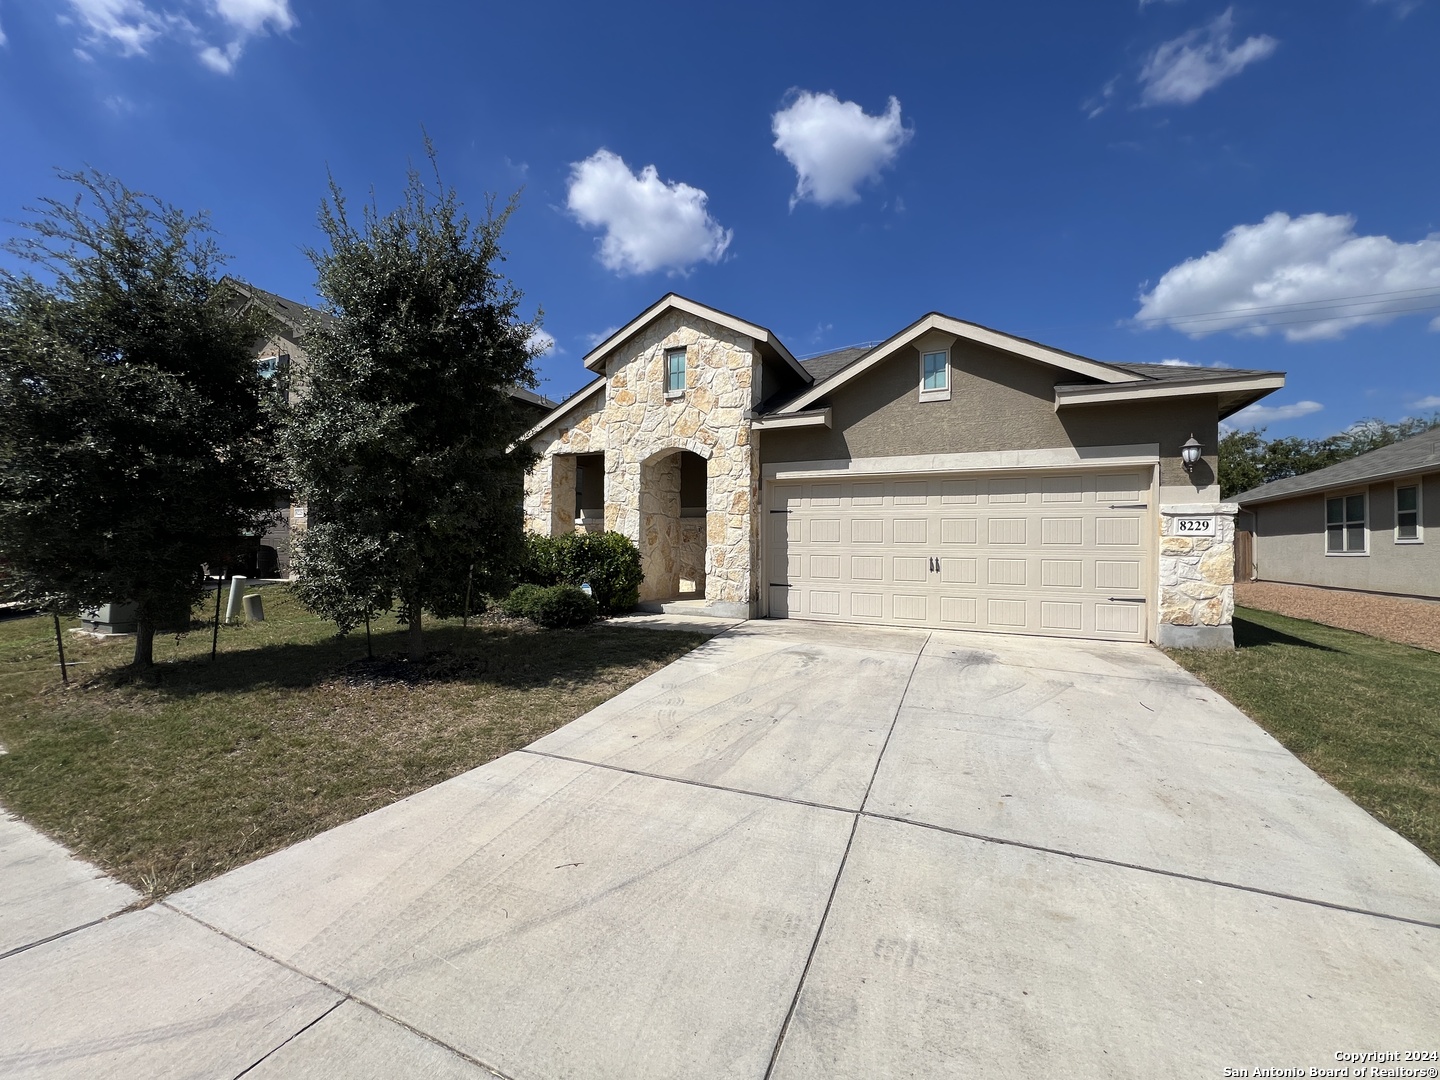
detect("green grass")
(1167, 606), (1440, 864)
(0, 587), (703, 897)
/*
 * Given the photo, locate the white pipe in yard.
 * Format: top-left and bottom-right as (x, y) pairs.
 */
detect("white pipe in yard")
(225, 576), (247, 623)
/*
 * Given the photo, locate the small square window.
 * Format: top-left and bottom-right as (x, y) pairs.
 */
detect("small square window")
(665, 348), (686, 396)
(1325, 493), (1367, 554)
(1396, 484), (1421, 542)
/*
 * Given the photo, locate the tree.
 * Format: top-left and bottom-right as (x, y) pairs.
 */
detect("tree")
(0, 171), (283, 667)
(285, 144), (542, 661)
(1219, 413), (1440, 499)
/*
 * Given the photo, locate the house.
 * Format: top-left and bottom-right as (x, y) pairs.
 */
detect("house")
(224, 279), (557, 575)
(522, 294), (1286, 648)
(1234, 433), (1440, 598)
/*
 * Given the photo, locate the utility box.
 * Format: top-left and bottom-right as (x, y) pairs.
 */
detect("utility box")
(242, 594), (265, 622)
(79, 603), (139, 635)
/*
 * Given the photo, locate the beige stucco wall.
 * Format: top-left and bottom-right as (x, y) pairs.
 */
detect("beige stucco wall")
(758, 339), (1220, 491)
(1250, 473), (1440, 597)
(523, 312), (761, 614)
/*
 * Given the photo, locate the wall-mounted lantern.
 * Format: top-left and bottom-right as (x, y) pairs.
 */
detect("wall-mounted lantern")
(1181, 434), (1203, 474)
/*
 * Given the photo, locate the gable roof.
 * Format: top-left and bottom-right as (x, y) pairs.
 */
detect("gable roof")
(583, 293), (812, 384)
(1234, 431), (1440, 506)
(223, 277), (557, 412)
(773, 315), (1284, 418)
(778, 313), (1145, 414)
(223, 277), (337, 333)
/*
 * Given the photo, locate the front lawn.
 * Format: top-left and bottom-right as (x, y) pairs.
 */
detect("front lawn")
(1167, 606), (1440, 864)
(0, 587), (703, 896)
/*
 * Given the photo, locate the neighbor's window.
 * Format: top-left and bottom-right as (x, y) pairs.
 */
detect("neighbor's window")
(1325, 493), (1367, 554)
(665, 347), (686, 396)
(1396, 484), (1421, 543)
(919, 349), (950, 401)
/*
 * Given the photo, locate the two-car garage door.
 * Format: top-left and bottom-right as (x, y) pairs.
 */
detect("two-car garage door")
(767, 469), (1154, 642)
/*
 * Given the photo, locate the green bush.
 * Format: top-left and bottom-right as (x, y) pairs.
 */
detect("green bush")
(523, 531), (642, 615)
(530, 584), (598, 629)
(502, 583), (548, 620)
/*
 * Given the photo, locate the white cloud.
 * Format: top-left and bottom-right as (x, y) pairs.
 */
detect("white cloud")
(772, 91), (913, 208)
(1139, 8), (1277, 106)
(60, 0), (294, 72)
(0, 17), (8, 48)
(526, 329), (558, 357)
(585, 326), (619, 348)
(1136, 212), (1440, 341)
(565, 149), (732, 277)
(1139, 0), (1186, 6)
(63, 0), (174, 56)
(1083, 76), (1121, 119)
(212, 0), (294, 35)
(1228, 399), (1324, 426)
(1411, 395), (1440, 409)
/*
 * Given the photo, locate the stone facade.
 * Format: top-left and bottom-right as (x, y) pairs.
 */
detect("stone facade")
(523, 311), (761, 617)
(1156, 503), (1238, 649)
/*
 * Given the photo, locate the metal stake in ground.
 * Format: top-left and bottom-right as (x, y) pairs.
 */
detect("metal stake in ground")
(211, 574), (223, 660)
(463, 562), (474, 630)
(52, 611), (69, 686)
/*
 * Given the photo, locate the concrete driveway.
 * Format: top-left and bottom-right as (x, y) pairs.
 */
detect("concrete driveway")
(4, 620), (1439, 1078)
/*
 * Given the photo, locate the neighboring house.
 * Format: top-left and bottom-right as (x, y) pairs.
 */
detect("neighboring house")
(522, 294), (1285, 648)
(223, 279), (556, 575)
(1234, 434), (1440, 598)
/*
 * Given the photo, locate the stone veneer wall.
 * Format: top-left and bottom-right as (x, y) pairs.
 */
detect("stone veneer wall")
(522, 311), (760, 616)
(1157, 503), (1237, 649)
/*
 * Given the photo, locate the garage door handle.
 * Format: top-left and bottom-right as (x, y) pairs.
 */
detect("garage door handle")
(1107, 596), (1147, 603)
(1107, 503), (1149, 510)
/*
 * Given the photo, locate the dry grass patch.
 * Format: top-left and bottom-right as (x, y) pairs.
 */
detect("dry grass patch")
(0, 587), (703, 896)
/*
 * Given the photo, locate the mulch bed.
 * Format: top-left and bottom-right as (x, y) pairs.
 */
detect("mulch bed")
(1236, 582), (1440, 653)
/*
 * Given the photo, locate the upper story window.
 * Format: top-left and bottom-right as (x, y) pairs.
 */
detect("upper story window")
(1325, 492), (1367, 555)
(1396, 483), (1422, 543)
(665, 347), (687, 397)
(919, 348), (950, 402)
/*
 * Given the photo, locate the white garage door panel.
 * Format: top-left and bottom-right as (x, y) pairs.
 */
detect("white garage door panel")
(768, 470), (1152, 641)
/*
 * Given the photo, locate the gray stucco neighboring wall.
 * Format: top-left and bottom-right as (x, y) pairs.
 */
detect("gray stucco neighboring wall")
(758, 339), (1220, 490)
(1250, 473), (1440, 597)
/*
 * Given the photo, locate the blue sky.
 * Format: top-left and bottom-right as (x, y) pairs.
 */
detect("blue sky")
(2, 0), (1437, 437)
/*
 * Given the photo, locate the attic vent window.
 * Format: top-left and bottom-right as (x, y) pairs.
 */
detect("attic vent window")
(665, 347), (686, 397)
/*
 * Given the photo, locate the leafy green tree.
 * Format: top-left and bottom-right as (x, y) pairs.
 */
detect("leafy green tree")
(286, 145), (541, 660)
(0, 171), (283, 667)
(1220, 414), (1440, 499)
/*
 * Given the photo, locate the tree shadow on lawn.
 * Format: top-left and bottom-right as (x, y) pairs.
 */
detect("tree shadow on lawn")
(97, 622), (704, 699)
(1232, 614), (1337, 653)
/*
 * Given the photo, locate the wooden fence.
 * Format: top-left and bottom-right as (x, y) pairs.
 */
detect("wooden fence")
(1234, 530), (1255, 582)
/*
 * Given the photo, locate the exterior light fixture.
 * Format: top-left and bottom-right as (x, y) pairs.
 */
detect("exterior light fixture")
(1180, 435), (1202, 474)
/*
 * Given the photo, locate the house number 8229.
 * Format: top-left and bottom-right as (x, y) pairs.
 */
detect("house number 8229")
(1174, 517), (1215, 536)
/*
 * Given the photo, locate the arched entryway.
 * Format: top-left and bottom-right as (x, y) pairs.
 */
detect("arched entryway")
(638, 448), (708, 603)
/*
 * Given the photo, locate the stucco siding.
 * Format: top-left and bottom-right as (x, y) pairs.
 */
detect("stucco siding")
(763, 340), (1219, 490)
(1251, 472), (1440, 597)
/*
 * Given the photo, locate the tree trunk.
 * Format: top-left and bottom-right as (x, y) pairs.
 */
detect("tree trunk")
(407, 606), (424, 662)
(133, 617), (155, 668)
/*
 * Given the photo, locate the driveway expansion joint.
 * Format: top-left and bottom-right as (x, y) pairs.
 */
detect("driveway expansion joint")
(518, 752), (1440, 932)
(168, 902), (521, 1080)
(764, 631), (929, 1080)
(0, 902), (146, 963)
(864, 813), (1440, 931)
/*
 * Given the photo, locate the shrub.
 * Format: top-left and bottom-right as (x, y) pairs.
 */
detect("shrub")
(529, 584), (598, 629)
(502, 583), (548, 620)
(523, 531), (642, 615)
